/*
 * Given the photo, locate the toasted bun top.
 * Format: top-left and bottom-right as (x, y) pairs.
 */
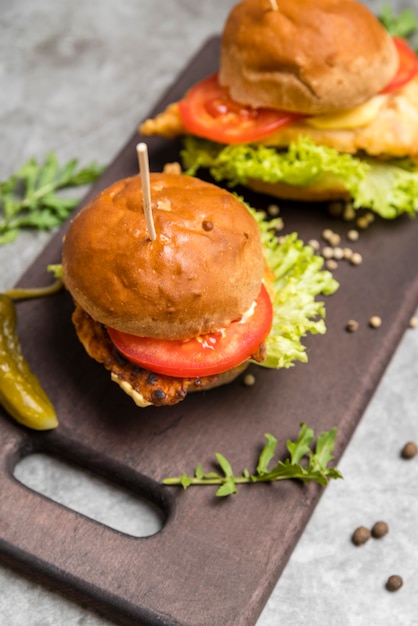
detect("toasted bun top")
(62, 173), (265, 340)
(219, 0), (398, 115)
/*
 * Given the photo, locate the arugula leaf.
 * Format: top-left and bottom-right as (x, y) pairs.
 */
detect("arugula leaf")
(379, 4), (418, 49)
(287, 423), (314, 465)
(256, 433), (277, 475)
(0, 152), (105, 245)
(312, 427), (338, 471)
(163, 423), (343, 496)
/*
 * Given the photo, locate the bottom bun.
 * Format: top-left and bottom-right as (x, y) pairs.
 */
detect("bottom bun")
(247, 177), (350, 203)
(196, 362), (249, 390)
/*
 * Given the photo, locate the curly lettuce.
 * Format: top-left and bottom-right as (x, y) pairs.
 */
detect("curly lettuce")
(246, 202), (339, 369)
(356, 158), (418, 218)
(181, 136), (418, 219)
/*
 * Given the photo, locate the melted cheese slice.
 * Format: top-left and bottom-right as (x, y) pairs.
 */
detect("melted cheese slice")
(305, 95), (388, 130)
(140, 76), (418, 158)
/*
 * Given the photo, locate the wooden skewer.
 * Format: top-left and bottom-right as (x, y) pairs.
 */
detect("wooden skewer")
(269, 0), (279, 10)
(136, 142), (156, 241)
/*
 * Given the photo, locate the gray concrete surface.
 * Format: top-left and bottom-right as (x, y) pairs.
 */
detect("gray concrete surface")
(1, 1), (418, 624)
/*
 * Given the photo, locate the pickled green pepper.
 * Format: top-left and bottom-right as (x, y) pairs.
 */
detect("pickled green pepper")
(0, 293), (58, 430)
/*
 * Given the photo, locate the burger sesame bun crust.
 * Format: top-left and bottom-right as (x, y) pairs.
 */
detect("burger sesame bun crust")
(219, 0), (398, 115)
(62, 173), (264, 340)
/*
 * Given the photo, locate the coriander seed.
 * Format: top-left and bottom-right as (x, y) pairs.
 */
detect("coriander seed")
(342, 202), (355, 221)
(356, 215), (370, 229)
(346, 320), (359, 333)
(163, 161), (182, 175)
(352, 526), (371, 546)
(350, 251), (363, 265)
(369, 316), (382, 329)
(329, 233), (341, 247)
(401, 441), (417, 459)
(326, 259), (338, 271)
(347, 229), (359, 241)
(322, 228), (334, 241)
(371, 521), (389, 539)
(243, 373), (256, 387)
(322, 246), (334, 259)
(386, 575), (403, 592)
(267, 203), (280, 216)
(409, 316), (418, 329)
(308, 239), (320, 251)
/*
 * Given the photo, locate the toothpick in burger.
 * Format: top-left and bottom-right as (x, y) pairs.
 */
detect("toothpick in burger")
(140, 0), (418, 219)
(61, 167), (337, 407)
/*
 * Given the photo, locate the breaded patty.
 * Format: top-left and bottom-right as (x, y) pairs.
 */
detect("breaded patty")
(140, 77), (418, 160)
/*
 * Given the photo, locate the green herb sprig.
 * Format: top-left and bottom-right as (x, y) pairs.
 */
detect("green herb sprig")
(379, 4), (418, 51)
(163, 423), (343, 497)
(0, 152), (105, 245)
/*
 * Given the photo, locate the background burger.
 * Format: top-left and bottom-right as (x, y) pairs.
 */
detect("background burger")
(61, 169), (337, 408)
(140, 0), (418, 219)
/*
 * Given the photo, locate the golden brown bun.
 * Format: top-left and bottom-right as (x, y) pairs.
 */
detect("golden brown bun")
(62, 173), (264, 340)
(219, 0), (398, 115)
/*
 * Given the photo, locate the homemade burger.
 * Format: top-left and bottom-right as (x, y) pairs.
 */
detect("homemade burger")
(140, 0), (418, 218)
(61, 170), (337, 407)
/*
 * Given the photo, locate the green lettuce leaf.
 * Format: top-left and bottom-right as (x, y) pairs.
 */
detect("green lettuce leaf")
(355, 158), (418, 218)
(245, 201), (339, 369)
(181, 136), (418, 219)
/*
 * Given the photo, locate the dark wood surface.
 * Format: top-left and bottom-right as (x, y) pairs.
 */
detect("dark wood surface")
(1, 37), (418, 626)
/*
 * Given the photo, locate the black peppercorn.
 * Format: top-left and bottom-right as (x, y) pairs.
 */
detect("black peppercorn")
(386, 575), (403, 592)
(352, 526), (371, 546)
(401, 441), (417, 459)
(371, 521), (389, 539)
(346, 320), (359, 332)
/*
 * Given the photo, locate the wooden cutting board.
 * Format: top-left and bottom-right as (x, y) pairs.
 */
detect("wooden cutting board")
(1, 37), (418, 626)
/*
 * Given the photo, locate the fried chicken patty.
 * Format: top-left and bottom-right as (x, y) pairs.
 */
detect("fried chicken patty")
(139, 76), (418, 160)
(72, 304), (264, 407)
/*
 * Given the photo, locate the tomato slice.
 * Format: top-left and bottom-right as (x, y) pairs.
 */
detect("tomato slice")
(178, 73), (305, 144)
(380, 37), (418, 94)
(107, 284), (273, 378)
